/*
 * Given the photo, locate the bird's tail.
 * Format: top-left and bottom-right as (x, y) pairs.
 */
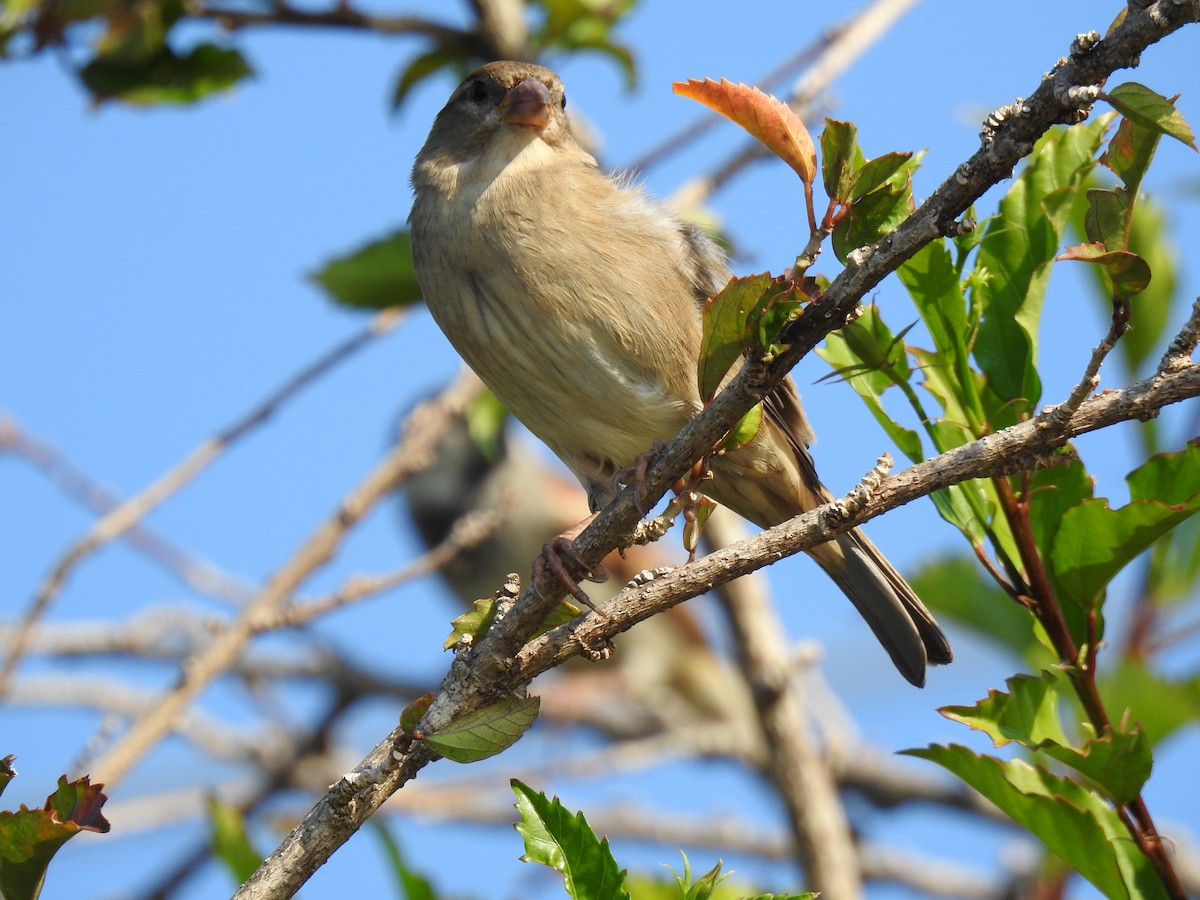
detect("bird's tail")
(807, 529), (953, 687)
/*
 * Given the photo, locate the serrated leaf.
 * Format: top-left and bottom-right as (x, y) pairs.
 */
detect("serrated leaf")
(207, 796), (261, 884)
(444, 597), (499, 650)
(820, 118), (860, 201)
(311, 229), (423, 310)
(1104, 82), (1197, 151)
(1042, 725), (1153, 806)
(673, 78), (815, 185)
(511, 779), (629, 900)
(0, 775), (110, 900)
(1049, 474), (1200, 611)
(421, 697), (540, 763)
(904, 744), (1168, 899)
(941, 671), (1072, 748)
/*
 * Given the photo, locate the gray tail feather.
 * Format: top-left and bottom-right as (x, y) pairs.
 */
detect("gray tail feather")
(812, 530), (953, 687)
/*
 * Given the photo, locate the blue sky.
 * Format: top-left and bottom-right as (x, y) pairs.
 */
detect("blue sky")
(3, 1), (1198, 897)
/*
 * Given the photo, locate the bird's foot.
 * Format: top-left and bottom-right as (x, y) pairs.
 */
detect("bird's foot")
(533, 535), (609, 612)
(614, 440), (669, 515)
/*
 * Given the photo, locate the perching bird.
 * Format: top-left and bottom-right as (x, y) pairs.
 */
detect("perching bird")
(409, 60), (952, 686)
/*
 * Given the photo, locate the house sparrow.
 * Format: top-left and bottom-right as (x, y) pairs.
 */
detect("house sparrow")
(409, 61), (952, 686)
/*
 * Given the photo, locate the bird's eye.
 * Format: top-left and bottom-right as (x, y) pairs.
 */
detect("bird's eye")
(560, 93), (567, 111)
(466, 79), (489, 104)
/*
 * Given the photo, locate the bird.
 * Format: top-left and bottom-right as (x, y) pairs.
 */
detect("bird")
(409, 60), (952, 686)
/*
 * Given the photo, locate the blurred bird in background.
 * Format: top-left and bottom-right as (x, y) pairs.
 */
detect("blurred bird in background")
(401, 386), (752, 731)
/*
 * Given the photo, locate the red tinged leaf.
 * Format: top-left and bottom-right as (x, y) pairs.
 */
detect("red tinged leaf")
(673, 78), (816, 185)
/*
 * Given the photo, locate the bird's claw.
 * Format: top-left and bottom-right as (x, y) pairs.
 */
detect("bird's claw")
(533, 536), (609, 612)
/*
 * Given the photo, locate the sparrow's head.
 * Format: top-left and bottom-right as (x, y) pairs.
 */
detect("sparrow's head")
(415, 61), (580, 175)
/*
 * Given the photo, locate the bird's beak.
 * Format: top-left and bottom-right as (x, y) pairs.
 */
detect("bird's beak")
(498, 77), (552, 130)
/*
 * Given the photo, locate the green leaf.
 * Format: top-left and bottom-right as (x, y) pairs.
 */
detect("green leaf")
(849, 151), (914, 201)
(831, 179), (911, 263)
(444, 596), (579, 650)
(904, 744), (1168, 899)
(1026, 455), (1094, 552)
(391, 47), (468, 112)
(1104, 83), (1197, 151)
(1127, 439), (1200, 505)
(530, 0), (638, 88)
(1099, 659), (1200, 747)
(898, 241), (982, 435)
(207, 796), (261, 885)
(697, 273), (771, 402)
(0, 775), (110, 900)
(819, 118), (860, 202)
(511, 779), (629, 900)
(1113, 196), (1177, 375)
(311, 229), (423, 310)
(941, 671), (1072, 748)
(716, 402), (762, 454)
(817, 306), (924, 463)
(1103, 113), (1163, 197)
(908, 556), (1042, 661)
(80, 43), (251, 105)
(370, 822), (437, 900)
(421, 697), (540, 763)
(1042, 724), (1153, 806)
(972, 119), (1109, 424)
(1081, 188), (1132, 250)
(1049, 459), (1200, 611)
(444, 598), (499, 650)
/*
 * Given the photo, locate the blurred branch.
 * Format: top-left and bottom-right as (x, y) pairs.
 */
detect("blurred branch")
(0, 413), (255, 604)
(705, 511), (862, 898)
(189, 3), (472, 43)
(260, 505), (505, 629)
(0, 307), (406, 698)
(86, 365), (481, 789)
(235, 9), (1200, 893)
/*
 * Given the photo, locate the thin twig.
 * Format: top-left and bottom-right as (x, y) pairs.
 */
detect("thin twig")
(0, 308), (404, 698)
(262, 506), (505, 630)
(86, 364), (479, 789)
